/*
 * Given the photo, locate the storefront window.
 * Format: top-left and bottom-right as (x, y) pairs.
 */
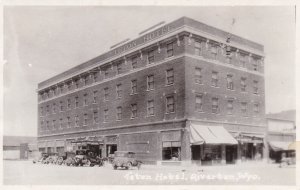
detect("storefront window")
(162, 141), (181, 161)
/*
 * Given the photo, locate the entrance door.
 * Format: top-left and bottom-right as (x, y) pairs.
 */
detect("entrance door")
(191, 145), (201, 160)
(226, 145), (237, 164)
(106, 144), (117, 157)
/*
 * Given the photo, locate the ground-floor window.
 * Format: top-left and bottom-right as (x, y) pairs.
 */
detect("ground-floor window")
(56, 147), (64, 154)
(47, 147), (54, 153)
(241, 142), (263, 160)
(39, 148), (46, 153)
(202, 145), (222, 162)
(162, 141), (181, 161)
(106, 144), (117, 157)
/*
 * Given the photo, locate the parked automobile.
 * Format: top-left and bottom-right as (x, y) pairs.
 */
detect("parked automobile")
(32, 153), (49, 164)
(73, 149), (104, 167)
(112, 151), (142, 170)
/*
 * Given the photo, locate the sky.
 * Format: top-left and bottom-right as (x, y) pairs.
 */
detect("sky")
(3, 6), (296, 136)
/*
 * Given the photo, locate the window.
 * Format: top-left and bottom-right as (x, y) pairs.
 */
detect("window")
(83, 76), (88, 86)
(211, 71), (218, 87)
(67, 117), (71, 128)
(116, 84), (122, 99)
(195, 94), (203, 112)
(67, 99), (71, 109)
(59, 118), (63, 129)
(131, 104), (137, 118)
(52, 120), (56, 130)
(67, 83), (71, 91)
(227, 99), (234, 115)
(210, 45), (218, 59)
(116, 107), (122, 120)
(93, 110), (99, 123)
(46, 105), (49, 115)
(166, 42), (174, 57)
(75, 115), (79, 127)
(52, 103), (56, 113)
(75, 79), (79, 89)
(241, 102), (247, 114)
(116, 62), (122, 75)
(241, 77), (247, 92)
(147, 100), (154, 116)
(195, 41), (201, 56)
(40, 107), (43, 116)
(75, 96), (79, 108)
(162, 141), (181, 161)
(227, 75), (234, 90)
(104, 87), (109, 101)
(226, 55), (232, 64)
(239, 53), (247, 68)
(166, 96), (175, 113)
(59, 101), (63, 112)
(147, 75), (154, 90)
(131, 56), (138, 69)
(148, 50), (155, 64)
(93, 72), (98, 82)
(254, 103), (260, 113)
(195, 67), (202, 84)
(93, 90), (98, 103)
(104, 67), (109, 79)
(83, 113), (88, 126)
(131, 80), (137, 94)
(83, 93), (88, 106)
(104, 109), (109, 122)
(46, 121), (49, 130)
(253, 80), (259, 94)
(212, 97), (219, 114)
(166, 69), (174, 85)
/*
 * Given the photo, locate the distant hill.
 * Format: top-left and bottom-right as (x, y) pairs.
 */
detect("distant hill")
(266, 110), (296, 122)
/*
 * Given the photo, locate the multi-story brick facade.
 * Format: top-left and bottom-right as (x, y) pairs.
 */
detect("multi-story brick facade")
(37, 17), (266, 165)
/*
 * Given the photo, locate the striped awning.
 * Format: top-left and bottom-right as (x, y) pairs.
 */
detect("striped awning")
(190, 124), (238, 145)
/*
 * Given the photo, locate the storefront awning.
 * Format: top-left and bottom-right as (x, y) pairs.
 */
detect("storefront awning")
(190, 124), (238, 145)
(71, 136), (104, 145)
(269, 141), (295, 152)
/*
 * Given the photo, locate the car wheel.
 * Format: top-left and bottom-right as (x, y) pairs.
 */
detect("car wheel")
(113, 165), (118, 170)
(137, 162), (141, 170)
(127, 162), (132, 170)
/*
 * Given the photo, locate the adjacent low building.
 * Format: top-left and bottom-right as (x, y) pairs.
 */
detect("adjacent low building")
(37, 17), (266, 165)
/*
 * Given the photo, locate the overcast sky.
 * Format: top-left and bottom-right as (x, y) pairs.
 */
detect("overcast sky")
(3, 6), (296, 136)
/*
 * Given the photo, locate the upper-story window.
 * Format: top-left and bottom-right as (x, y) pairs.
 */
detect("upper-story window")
(227, 74), (234, 90)
(67, 82), (72, 91)
(83, 113), (88, 126)
(93, 110), (99, 123)
(241, 77), (247, 92)
(131, 56), (138, 69)
(75, 115), (79, 127)
(104, 87), (109, 101)
(52, 119), (56, 130)
(104, 109), (109, 123)
(75, 79), (80, 89)
(116, 84), (122, 99)
(104, 66), (109, 79)
(166, 69), (174, 85)
(131, 104), (137, 119)
(210, 44), (218, 60)
(252, 57), (260, 71)
(211, 71), (218, 87)
(212, 97), (219, 114)
(147, 75), (154, 90)
(59, 101), (63, 112)
(195, 94), (203, 112)
(253, 80), (259, 94)
(67, 99), (71, 109)
(46, 121), (49, 130)
(83, 93), (88, 106)
(46, 105), (49, 115)
(239, 53), (247, 68)
(166, 42), (174, 57)
(195, 41), (202, 56)
(116, 62), (122, 75)
(241, 102), (247, 114)
(93, 72), (98, 82)
(148, 49), (155, 64)
(254, 103), (260, 113)
(75, 96), (79, 108)
(116, 106), (122, 121)
(83, 75), (88, 86)
(131, 80), (137, 94)
(93, 90), (98, 103)
(67, 117), (71, 128)
(52, 103), (56, 114)
(147, 100), (154, 116)
(195, 67), (202, 84)
(227, 99), (234, 115)
(40, 106), (44, 116)
(166, 96), (175, 113)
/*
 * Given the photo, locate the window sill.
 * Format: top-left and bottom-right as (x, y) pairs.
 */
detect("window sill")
(165, 83), (174, 87)
(146, 89), (155, 92)
(211, 86), (220, 88)
(130, 117), (137, 120)
(227, 89), (235, 91)
(195, 82), (204, 85)
(196, 110), (205, 113)
(146, 114), (155, 118)
(165, 111), (175, 115)
(130, 93), (138, 96)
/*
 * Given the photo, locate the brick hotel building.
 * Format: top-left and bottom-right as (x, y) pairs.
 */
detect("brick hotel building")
(37, 17), (266, 165)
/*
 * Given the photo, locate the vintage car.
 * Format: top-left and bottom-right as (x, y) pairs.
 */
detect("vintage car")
(112, 151), (142, 170)
(73, 149), (104, 167)
(32, 152), (49, 164)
